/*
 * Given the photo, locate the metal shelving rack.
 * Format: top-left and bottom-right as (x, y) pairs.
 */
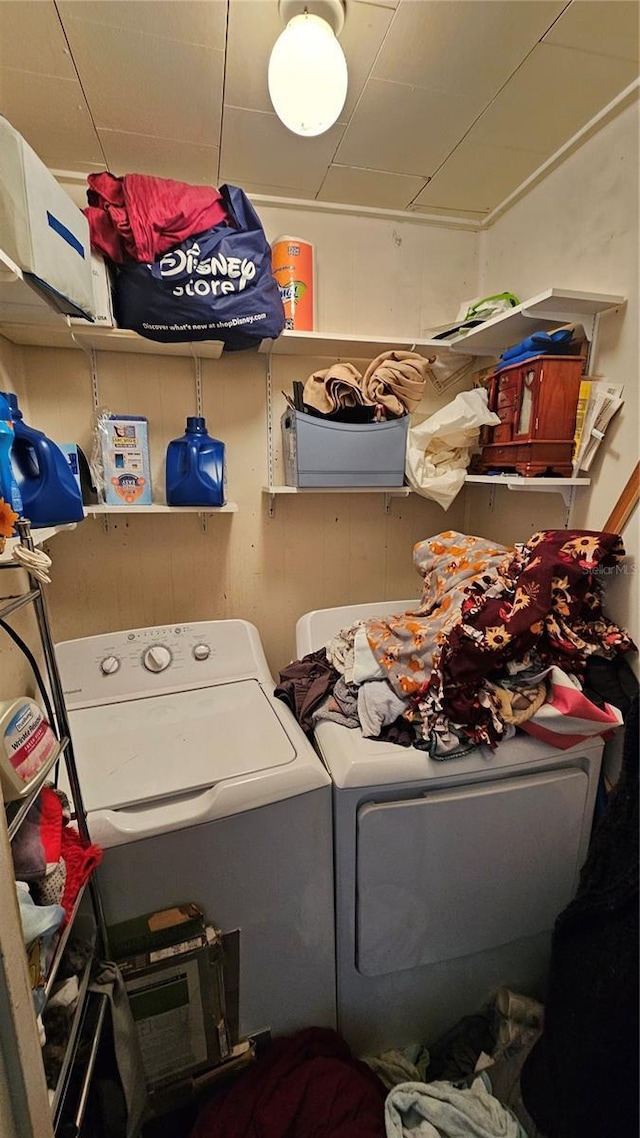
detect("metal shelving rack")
(1, 518), (109, 1136)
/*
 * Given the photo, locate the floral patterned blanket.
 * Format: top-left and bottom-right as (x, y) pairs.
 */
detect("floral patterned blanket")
(364, 530), (635, 748)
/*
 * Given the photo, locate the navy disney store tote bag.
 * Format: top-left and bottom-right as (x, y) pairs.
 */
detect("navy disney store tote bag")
(113, 184), (286, 350)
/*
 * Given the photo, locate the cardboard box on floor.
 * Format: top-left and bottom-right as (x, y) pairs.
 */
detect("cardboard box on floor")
(108, 903), (242, 1092)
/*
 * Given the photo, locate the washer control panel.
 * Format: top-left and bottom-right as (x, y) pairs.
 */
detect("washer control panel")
(58, 620), (268, 708)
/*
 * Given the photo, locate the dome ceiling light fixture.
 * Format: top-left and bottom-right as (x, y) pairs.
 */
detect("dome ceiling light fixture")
(268, 0), (348, 138)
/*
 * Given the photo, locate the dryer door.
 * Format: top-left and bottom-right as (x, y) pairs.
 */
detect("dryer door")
(356, 767), (589, 977)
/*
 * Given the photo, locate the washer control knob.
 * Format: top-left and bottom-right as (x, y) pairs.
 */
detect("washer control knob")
(193, 643), (210, 661)
(142, 645), (172, 673)
(100, 656), (120, 675)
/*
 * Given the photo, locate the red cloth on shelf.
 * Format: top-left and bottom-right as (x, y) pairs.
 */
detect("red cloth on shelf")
(60, 825), (102, 925)
(39, 786), (63, 864)
(190, 1027), (386, 1138)
(85, 171), (229, 264)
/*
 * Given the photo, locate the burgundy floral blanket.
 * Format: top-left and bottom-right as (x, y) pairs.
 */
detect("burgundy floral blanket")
(365, 530), (635, 748)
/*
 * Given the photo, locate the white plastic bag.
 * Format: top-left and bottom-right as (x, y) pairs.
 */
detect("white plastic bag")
(405, 388), (499, 509)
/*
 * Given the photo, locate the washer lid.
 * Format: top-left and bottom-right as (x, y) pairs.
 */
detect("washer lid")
(69, 679), (300, 813)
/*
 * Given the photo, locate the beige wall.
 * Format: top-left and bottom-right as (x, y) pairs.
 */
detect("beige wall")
(475, 94), (639, 648)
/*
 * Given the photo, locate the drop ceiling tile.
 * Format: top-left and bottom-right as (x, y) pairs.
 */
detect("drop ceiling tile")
(412, 139), (545, 213)
(543, 0), (640, 63)
(0, 1), (75, 79)
(334, 78), (478, 177)
(0, 69), (103, 165)
(224, 1), (281, 113)
(331, 2), (395, 118)
(218, 178), (316, 201)
(62, 18), (223, 145)
(98, 130), (220, 183)
(355, 0), (399, 9)
(57, 0), (226, 47)
(317, 165), (426, 209)
(471, 41), (639, 154)
(221, 106), (344, 193)
(372, 0), (566, 103)
(225, 0), (393, 120)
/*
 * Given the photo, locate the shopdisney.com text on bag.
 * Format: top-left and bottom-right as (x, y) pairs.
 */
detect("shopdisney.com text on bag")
(114, 184), (286, 350)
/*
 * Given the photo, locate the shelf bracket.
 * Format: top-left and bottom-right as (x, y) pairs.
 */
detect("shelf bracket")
(504, 481), (577, 510)
(383, 493), (393, 514)
(267, 489), (276, 518)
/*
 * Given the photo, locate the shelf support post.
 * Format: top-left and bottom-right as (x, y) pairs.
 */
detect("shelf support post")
(74, 343), (109, 533)
(194, 355), (203, 416)
(265, 351), (275, 516)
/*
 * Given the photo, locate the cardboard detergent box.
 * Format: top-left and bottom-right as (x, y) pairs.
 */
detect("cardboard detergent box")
(100, 414), (152, 506)
(109, 903), (239, 1091)
(69, 252), (115, 327)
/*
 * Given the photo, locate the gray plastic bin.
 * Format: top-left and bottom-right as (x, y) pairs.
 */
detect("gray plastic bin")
(282, 410), (408, 487)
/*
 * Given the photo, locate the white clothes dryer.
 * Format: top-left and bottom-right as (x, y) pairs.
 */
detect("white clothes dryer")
(296, 600), (603, 1056)
(55, 619), (335, 1041)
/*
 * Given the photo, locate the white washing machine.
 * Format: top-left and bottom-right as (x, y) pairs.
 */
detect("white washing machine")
(296, 599), (603, 1056)
(55, 619), (336, 1041)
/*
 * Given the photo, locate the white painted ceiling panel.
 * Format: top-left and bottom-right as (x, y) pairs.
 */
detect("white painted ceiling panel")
(56, 0), (228, 47)
(470, 41), (639, 155)
(98, 130), (220, 184)
(371, 0), (567, 102)
(0, 69), (103, 167)
(334, 78), (479, 178)
(318, 164), (426, 209)
(60, 17), (224, 144)
(0, 0), (636, 218)
(0, 1), (75, 79)
(543, 0), (640, 62)
(220, 106), (345, 192)
(224, 0), (283, 114)
(412, 139), (546, 214)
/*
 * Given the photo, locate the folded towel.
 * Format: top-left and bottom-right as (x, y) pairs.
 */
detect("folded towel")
(303, 362), (365, 414)
(362, 350), (433, 416)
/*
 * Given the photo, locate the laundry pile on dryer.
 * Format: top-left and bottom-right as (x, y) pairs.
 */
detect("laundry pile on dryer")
(276, 529), (636, 759)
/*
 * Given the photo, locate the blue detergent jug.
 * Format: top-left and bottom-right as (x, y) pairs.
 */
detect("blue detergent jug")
(0, 393), (23, 534)
(3, 393), (84, 528)
(166, 417), (226, 507)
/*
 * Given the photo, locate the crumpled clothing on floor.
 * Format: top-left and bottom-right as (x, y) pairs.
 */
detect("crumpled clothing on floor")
(190, 1027), (387, 1138)
(362, 1045), (430, 1091)
(384, 1072), (528, 1137)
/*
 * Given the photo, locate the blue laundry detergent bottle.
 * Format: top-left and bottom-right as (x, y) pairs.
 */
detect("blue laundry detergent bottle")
(3, 393), (84, 527)
(166, 417), (226, 507)
(0, 393), (23, 534)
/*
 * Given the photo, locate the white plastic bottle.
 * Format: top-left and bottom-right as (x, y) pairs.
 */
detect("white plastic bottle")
(0, 698), (58, 802)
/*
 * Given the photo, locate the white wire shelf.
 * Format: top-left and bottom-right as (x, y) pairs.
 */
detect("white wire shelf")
(444, 289), (625, 356)
(84, 502), (238, 514)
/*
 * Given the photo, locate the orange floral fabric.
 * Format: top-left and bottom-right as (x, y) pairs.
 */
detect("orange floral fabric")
(364, 532), (513, 701)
